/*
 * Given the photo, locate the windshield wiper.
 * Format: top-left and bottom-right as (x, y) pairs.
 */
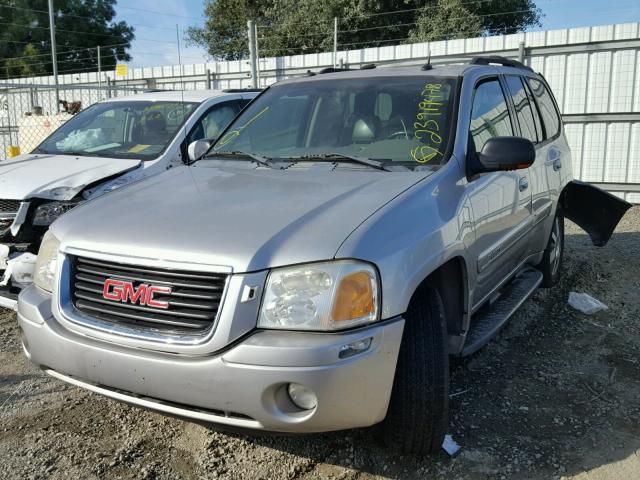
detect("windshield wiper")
(205, 150), (275, 168)
(291, 153), (391, 171)
(59, 151), (97, 157)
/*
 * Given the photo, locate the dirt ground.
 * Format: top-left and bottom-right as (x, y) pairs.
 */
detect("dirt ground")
(1, 207), (639, 480)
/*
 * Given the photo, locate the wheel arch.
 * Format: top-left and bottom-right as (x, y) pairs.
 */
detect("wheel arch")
(406, 256), (470, 354)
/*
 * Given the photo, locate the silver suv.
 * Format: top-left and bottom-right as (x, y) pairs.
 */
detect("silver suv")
(17, 58), (630, 454)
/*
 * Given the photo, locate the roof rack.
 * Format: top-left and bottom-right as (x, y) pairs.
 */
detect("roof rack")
(469, 56), (533, 72)
(318, 67), (353, 74)
(222, 88), (263, 93)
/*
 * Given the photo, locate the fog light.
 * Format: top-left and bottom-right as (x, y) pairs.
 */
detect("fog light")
(339, 337), (372, 359)
(287, 383), (317, 410)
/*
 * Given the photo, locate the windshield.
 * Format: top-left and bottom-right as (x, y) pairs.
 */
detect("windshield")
(35, 100), (198, 160)
(210, 76), (457, 167)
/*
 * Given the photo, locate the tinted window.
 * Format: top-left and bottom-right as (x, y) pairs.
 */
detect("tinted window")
(469, 79), (513, 152)
(527, 78), (561, 139)
(211, 76), (457, 166)
(505, 75), (539, 143)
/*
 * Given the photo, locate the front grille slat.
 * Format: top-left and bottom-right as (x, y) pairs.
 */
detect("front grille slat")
(71, 256), (228, 337)
(0, 199), (20, 213)
(75, 282), (220, 310)
(76, 264), (224, 290)
(75, 300), (212, 330)
(76, 257), (226, 281)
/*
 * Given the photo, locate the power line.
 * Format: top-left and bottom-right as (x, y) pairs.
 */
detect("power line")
(2, 3), (203, 24)
(3, 44), (129, 62)
(0, 21), (171, 44)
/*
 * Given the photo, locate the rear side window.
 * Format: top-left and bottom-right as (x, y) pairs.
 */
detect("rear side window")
(505, 75), (539, 143)
(527, 78), (561, 139)
(469, 79), (513, 152)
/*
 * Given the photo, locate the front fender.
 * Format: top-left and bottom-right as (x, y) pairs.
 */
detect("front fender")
(563, 180), (632, 247)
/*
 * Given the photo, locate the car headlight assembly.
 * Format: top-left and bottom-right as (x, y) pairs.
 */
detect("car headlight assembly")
(258, 260), (379, 331)
(32, 201), (81, 226)
(33, 231), (61, 293)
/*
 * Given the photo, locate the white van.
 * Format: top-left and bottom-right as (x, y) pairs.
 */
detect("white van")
(0, 89), (259, 309)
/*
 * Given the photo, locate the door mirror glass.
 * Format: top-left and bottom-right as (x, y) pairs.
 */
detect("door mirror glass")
(187, 139), (211, 162)
(471, 136), (535, 174)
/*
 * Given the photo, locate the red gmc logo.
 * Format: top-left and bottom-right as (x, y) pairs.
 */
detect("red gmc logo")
(102, 279), (172, 309)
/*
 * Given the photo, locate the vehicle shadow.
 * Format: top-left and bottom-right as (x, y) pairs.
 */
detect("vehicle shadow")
(214, 228), (640, 479)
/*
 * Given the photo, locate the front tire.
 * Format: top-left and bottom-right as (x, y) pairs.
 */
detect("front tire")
(375, 285), (449, 455)
(538, 206), (564, 287)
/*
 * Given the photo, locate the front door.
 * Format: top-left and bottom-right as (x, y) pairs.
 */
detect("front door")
(466, 77), (533, 309)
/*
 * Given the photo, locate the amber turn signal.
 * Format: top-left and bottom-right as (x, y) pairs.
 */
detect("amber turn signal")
(331, 271), (375, 322)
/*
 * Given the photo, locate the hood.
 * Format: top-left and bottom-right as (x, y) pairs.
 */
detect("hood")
(0, 153), (141, 201)
(53, 164), (431, 272)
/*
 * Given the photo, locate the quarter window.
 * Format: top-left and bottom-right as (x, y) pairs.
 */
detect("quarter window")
(469, 79), (513, 152)
(505, 76), (539, 143)
(527, 78), (561, 139)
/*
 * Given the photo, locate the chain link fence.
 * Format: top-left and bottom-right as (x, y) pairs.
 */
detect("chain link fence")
(0, 83), (153, 161)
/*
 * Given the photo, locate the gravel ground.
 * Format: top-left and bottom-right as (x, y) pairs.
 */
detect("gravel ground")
(1, 207), (639, 480)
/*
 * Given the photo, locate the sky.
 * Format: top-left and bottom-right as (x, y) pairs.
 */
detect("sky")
(114, 0), (640, 68)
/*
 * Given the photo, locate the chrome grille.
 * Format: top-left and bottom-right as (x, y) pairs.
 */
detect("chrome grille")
(70, 256), (228, 336)
(0, 200), (20, 213)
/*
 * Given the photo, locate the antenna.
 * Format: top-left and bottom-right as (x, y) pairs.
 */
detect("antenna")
(176, 24), (189, 149)
(421, 49), (433, 70)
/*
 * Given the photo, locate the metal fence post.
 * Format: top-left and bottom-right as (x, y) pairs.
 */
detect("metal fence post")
(518, 42), (526, 63)
(333, 17), (338, 67)
(206, 69), (212, 90)
(247, 20), (258, 89)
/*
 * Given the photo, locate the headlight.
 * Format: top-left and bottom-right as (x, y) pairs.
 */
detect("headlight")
(33, 201), (81, 226)
(258, 260), (379, 331)
(33, 231), (60, 292)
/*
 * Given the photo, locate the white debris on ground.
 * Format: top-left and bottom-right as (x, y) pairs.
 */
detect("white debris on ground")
(568, 292), (609, 315)
(442, 434), (461, 457)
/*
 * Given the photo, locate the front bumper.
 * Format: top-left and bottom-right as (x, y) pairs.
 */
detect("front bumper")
(18, 285), (404, 433)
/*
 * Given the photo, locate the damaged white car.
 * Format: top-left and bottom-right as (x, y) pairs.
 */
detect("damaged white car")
(0, 89), (259, 309)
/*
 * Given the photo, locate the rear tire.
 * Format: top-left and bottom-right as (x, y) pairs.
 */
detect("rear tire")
(375, 285), (449, 455)
(538, 206), (564, 288)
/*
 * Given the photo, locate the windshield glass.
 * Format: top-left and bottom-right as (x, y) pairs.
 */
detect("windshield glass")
(35, 100), (198, 160)
(210, 76), (457, 167)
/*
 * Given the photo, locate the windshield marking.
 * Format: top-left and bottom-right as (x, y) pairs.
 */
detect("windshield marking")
(411, 83), (447, 164)
(215, 106), (270, 149)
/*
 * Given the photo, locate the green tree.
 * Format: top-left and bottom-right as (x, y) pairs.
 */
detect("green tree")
(187, 0), (541, 60)
(0, 0), (134, 78)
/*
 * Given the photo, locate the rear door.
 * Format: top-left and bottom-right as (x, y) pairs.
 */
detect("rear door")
(504, 74), (560, 255)
(466, 77), (533, 308)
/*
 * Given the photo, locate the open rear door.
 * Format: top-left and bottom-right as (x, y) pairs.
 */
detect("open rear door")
(564, 180), (632, 247)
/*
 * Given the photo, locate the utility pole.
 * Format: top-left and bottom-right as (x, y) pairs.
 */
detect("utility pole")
(333, 17), (338, 68)
(247, 20), (258, 89)
(47, 0), (59, 109)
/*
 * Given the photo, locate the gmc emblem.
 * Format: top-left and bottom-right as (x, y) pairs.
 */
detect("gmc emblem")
(102, 279), (171, 309)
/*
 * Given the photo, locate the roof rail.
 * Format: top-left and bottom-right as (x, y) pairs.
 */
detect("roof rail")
(469, 56), (533, 72)
(222, 88), (263, 93)
(318, 67), (353, 74)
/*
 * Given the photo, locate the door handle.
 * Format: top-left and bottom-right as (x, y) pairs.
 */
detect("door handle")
(552, 158), (562, 171)
(519, 176), (529, 192)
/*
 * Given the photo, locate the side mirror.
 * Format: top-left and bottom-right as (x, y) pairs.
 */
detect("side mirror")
(187, 139), (211, 162)
(470, 137), (535, 175)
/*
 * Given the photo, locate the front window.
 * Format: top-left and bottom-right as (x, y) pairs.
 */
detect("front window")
(34, 101), (198, 160)
(209, 76), (457, 168)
